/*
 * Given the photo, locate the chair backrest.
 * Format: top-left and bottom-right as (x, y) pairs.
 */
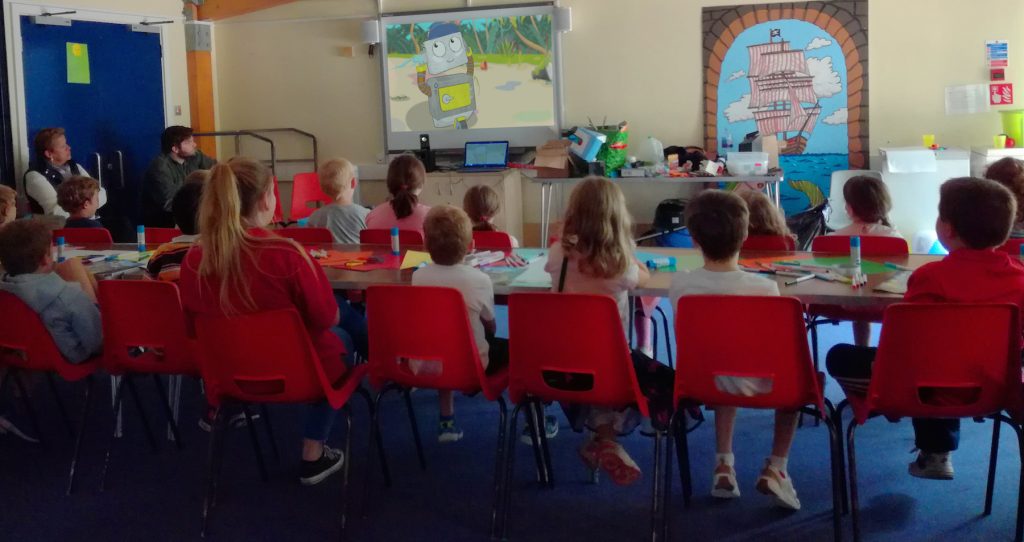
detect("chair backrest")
(359, 228), (424, 245)
(862, 303), (1022, 421)
(472, 230), (515, 251)
(277, 227), (334, 244)
(194, 309), (331, 406)
(811, 235), (909, 256)
(827, 170), (882, 230)
(53, 227), (113, 245)
(98, 280), (197, 375)
(507, 292), (647, 414)
(145, 227), (183, 245)
(999, 238), (1024, 256)
(674, 295), (824, 411)
(366, 285), (493, 396)
(290, 172), (333, 221)
(0, 290), (74, 374)
(271, 176), (284, 223)
(742, 235), (796, 252)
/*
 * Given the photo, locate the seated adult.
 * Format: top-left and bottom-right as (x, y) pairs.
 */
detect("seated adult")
(142, 125), (216, 227)
(24, 127), (106, 217)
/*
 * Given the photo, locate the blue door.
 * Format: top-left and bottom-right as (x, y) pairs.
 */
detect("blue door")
(20, 17), (165, 235)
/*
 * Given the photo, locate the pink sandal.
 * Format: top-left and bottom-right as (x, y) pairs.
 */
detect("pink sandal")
(593, 439), (642, 486)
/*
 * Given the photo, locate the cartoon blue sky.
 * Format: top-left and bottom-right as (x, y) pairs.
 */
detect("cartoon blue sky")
(717, 20), (848, 155)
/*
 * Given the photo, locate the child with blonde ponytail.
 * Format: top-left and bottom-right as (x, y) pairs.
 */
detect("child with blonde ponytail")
(179, 157), (353, 486)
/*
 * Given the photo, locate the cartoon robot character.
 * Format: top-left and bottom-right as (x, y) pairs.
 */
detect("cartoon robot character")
(416, 22), (476, 129)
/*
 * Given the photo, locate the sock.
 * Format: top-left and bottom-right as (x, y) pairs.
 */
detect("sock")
(769, 455), (788, 473)
(715, 452), (735, 467)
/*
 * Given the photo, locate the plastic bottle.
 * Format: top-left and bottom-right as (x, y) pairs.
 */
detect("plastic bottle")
(390, 227), (400, 256)
(725, 131), (734, 149)
(850, 236), (861, 269)
(136, 225), (146, 253)
(296, 217), (309, 227)
(648, 137), (664, 166)
(56, 236), (65, 263)
(645, 256), (676, 270)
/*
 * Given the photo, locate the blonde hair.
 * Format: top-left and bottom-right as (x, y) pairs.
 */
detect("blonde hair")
(463, 185), (501, 231)
(424, 205), (472, 265)
(0, 185), (16, 225)
(739, 190), (790, 237)
(561, 177), (634, 279)
(198, 157), (307, 314)
(318, 158), (356, 199)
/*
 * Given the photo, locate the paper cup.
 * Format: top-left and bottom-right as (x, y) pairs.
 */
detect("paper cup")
(922, 134), (935, 148)
(995, 134), (1008, 149)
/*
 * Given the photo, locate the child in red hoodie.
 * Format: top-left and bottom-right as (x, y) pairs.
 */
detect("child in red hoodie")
(827, 177), (1024, 480)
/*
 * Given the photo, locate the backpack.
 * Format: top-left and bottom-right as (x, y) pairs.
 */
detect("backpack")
(653, 198), (687, 231)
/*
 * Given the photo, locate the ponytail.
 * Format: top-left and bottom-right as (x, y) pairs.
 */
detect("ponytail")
(386, 154), (426, 220)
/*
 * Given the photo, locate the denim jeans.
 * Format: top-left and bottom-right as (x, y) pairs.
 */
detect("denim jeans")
(302, 323), (360, 442)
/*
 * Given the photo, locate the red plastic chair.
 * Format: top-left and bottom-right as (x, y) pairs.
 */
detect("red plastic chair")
(843, 303), (1024, 542)
(194, 309), (368, 537)
(742, 234), (796, 251)
(365, 285), (508, 538)
(503, 292), (665, 541)
(97, 280), (199, 488)
(359, 228), (424, 246)
(277, 227), (333, 244)
(999, 238), (1024, 256)
(473, 230), (515, 251)
(806, 234), (911, 367)
(290, 172), (333, 221)
(145, 227), (182, 245)
(0, 291), (99, 494)
(672, 295), (843, 540)
(53, 227), (113, 245)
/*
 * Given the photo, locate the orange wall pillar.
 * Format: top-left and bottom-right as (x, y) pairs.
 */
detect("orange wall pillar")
(184, 3), (217, 158)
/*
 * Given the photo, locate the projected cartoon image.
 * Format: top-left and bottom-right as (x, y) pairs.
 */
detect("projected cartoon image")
(387, 15), (556, 132)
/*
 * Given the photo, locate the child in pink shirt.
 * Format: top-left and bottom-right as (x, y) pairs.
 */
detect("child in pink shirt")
(364, 154), (431, 236)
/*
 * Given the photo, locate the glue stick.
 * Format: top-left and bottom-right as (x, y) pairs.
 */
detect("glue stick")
(390, 227), (400, 256)
(136, 225), (146, 253)
(645, 256), (676, 270)
(56, 236), (65, 263)
(850, 236), (861, 269)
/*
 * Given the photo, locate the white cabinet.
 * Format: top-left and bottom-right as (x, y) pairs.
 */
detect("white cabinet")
(418, 170), (523, 241)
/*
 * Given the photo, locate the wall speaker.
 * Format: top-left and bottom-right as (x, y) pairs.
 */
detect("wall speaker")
(554, 7), (572, 33)
(361, 19), (380, 44)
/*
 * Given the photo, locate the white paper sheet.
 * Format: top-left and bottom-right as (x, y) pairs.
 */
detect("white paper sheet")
(945, 84), (990, 115)
(509, 254), (552, 288)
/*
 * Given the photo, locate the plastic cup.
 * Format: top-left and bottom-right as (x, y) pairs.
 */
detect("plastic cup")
(995, 134), (1008, 149)
(922, 134), (935, 148)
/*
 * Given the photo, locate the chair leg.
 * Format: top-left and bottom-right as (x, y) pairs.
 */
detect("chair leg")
(533, 401), (555, 488)
(524, 400), (546, 485)
(985, 416), (1002, 516)
(124, 375), (158, 452)
(650, 430), (664, 542)
(490, 397), (508, 541)
(151, 374), (183, 450)
(661, 428), (673, 542)
(45, 373), (75, 438)
(99, 376), (127, 492)
(1011, 420), (1024, 542)
(650, 314), (659, 361)
(834, 400), (850, 515)
(201, 408), (227, 538)
(821, 409), (844, 542)
(65, 376), (94, 496)
(501, 404), (524, 541)
(361, 388), (390, 522)
(656, 306), (673, 369)
(242, 404), (269, 482)
(260, 404), (281, 465)
(338, 405), (354, 539)
(673, 413), (692, 508)
(847, 420), (862, 542)
(12, 370), (45, 447)
(401, 389), (427, 470)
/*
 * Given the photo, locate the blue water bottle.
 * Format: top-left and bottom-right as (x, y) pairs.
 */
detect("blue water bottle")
(136, 225), (146, 253)
(56, 236), (65, 263)
(296, 217), (309, 227)
(390, 227), (400, 256)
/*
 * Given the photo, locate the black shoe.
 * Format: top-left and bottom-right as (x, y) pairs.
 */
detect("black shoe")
(0, 415), (39, 443)
(299, 446), (345, 486)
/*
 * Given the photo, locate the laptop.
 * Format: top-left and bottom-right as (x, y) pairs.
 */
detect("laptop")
(461, 141), (509, 173)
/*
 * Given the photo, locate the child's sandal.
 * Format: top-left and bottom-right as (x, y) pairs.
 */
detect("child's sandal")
(595, 440), (642, 486)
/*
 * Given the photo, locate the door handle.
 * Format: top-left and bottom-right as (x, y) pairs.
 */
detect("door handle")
(93, 152), (103, 186)
(115, 150), (125, 189)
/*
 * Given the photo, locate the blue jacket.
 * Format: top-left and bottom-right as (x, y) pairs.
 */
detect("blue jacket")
(0, 272), (102, 363)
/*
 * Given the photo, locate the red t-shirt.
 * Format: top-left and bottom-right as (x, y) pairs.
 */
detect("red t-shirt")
(906, 248), (1024, 317)
(178, 229), (346, 382)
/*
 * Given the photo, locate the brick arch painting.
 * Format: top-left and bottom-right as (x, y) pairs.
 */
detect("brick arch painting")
(703, 1), (868, 215)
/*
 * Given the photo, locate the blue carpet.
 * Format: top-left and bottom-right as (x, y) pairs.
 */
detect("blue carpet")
(1, 301), (1021, 541)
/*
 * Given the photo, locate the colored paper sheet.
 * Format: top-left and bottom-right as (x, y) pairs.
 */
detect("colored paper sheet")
(738, 254), (813, 268)
(400, 250), (433, 270)
(311, 250), (372, 267)
(342, 254), (401, 272)
(509, 255), (552, 288)
(800, 257), (891, 275)
(66, 42), (90, 84)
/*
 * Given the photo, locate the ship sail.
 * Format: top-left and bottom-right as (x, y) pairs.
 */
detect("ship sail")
(744, 31), (821, 155)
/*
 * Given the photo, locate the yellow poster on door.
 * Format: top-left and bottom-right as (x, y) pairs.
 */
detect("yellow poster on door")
(66, 42), (90, 84)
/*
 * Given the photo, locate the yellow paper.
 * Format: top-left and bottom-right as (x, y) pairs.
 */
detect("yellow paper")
(400, 250), (433, 270)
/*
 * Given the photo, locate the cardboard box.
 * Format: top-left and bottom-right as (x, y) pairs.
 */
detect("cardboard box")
(534, 139), (572, 178)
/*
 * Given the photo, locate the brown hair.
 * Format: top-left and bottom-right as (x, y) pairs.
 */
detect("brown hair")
(739, 190), (790, 237)
(33, 127), (64, 160)
(0, 185), (17, 224)
(561, 177), (634, 279)
(0, 218), (51, 275)
(386, 154), (426, 219)
(843, 175), (892, 227)
(424, 205), (472, 265)
(56, 176), (99, 214)
(318, 158), (356, 199)
(985, 157), (1024, 224)
(939, 177), (1016, 250)
(685, 190), (748, 261)
(161, 126), (194, 154)
(198, 157), (307, 314)
(463, 185), (501, 231)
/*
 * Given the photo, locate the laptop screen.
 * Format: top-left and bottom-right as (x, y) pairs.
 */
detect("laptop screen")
(464, 141), (509, 168)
